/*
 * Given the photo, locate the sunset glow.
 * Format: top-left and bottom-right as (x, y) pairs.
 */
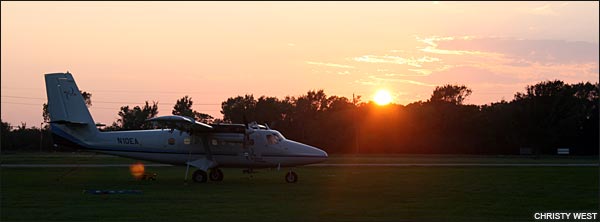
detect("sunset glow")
(1, 2), (598, 126)
(373, 90), (393, 106)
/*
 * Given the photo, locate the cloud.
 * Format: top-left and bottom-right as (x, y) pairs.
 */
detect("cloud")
(420, 46), (486, 55)
(417, 36), (494, 55)
(407, 69), (433, 76)
(353, 55), (440, 67)
(354, 79), (377, 86)
(306, 61), (355, 69)
(417, 36), (457, 47)
(421, 66), (519, 85)
(375, 70), (432, 77)
(418, 36), (599, 65)
(347, 35), (597, 105)
(516, 2), (571, 16)
(366, 75), (435, 86)
(530, 4), (559, 16)
(410, 37), (599, 88)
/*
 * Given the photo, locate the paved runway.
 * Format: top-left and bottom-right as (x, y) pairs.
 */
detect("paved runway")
(310, 163), (599, 167)
(1, 163), (598, 168)
(0, 164), (172, 168)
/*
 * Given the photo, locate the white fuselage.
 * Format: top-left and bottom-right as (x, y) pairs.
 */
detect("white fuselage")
(52, 125), (328, 168)
(44, 72), (327, 170)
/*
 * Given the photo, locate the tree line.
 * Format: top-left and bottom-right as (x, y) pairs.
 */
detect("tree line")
(1, 80), (597, 155)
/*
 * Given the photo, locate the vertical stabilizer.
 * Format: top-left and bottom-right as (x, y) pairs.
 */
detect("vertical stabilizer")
(45, 72), (98, 134)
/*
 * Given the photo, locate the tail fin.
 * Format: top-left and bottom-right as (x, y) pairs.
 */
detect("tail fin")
(45, 72), (98, 135)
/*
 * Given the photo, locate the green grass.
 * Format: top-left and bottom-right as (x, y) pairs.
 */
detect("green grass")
(325, 154), (599, 164)
(1, 165), (598, 222)
(1, 152), (154, 164)
(2, 152), (598, 164)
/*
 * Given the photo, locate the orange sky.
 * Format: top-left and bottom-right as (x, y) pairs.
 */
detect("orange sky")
(2, 2), (599, 126)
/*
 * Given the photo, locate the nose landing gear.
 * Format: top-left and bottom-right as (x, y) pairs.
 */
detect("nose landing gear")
(285, 171), (298, 183)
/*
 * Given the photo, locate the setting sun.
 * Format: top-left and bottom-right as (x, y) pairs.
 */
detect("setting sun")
(374, 90), (393, 105)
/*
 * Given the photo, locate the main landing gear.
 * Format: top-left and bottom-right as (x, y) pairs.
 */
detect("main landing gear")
(209, 168), (224, 181)
(192, 168), (223, 183)
(192, 170), (207, 183)
(191, 168), (298, 183)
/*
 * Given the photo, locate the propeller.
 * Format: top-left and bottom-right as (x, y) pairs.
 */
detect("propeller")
(242, 114), (249, 148)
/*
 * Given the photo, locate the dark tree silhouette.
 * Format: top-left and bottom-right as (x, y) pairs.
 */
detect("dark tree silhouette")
(1, 119), (12, 150)
(221, 95), (256, 123)
(110, 101), (159, 130)
(254, 96), (291, 127)
(6, 80), (598, 155)
(511, 80), (599, 154)
(172, 95), (214, 123)
(429, 84), (472, 105)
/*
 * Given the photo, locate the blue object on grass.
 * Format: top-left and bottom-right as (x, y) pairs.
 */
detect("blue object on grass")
(84, 189), (142, 195)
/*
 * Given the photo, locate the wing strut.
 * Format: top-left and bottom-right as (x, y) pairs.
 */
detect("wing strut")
(184, 145), (193, 184)
(184, 134), (217, 183)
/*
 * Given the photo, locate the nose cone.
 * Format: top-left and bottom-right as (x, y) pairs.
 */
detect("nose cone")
(303, 145), (328, 164)
(286, 140), (328, 165)
(308, 146), (328, 159)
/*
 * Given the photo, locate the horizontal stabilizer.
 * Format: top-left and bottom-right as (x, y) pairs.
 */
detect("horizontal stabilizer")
(49, 120), (89, 125)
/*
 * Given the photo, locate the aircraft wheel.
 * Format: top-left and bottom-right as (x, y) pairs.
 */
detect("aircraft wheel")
(192, 170), (208, 183)
(285, 171), (298, 183)
(209, 168), (224, 181)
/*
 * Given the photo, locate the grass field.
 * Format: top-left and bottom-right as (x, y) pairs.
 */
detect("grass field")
(1, 154), (599, 221)
(2, 152), (598, 164)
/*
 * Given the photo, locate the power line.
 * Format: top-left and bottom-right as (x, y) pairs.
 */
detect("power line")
(2, 87), (370, 97)
(1, 96), (45, 100)
(1, 102), (42, 106)
(1, 101), (114, 110)
(1, 87), (250, 95)
(1, 101), (220, 110)
(1, 96), (221, 106)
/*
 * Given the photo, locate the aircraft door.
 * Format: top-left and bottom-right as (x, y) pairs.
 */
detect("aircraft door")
(244, 132), (264, 161)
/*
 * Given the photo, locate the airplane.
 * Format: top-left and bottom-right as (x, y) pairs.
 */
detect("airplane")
(45, 72), (328, 183)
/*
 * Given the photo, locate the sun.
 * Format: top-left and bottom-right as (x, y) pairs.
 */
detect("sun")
(373, 89), (393, 106)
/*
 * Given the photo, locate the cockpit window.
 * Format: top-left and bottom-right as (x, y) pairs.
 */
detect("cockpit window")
(266, 133), (283, 145)
(275, 131), (285, 140)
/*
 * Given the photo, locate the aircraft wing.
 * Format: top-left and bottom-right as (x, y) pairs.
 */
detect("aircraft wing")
(146, 115), (213, 133)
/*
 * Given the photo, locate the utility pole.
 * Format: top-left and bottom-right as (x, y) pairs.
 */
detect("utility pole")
(353, 93), (359, 155)
(39, 122), (43, 152)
